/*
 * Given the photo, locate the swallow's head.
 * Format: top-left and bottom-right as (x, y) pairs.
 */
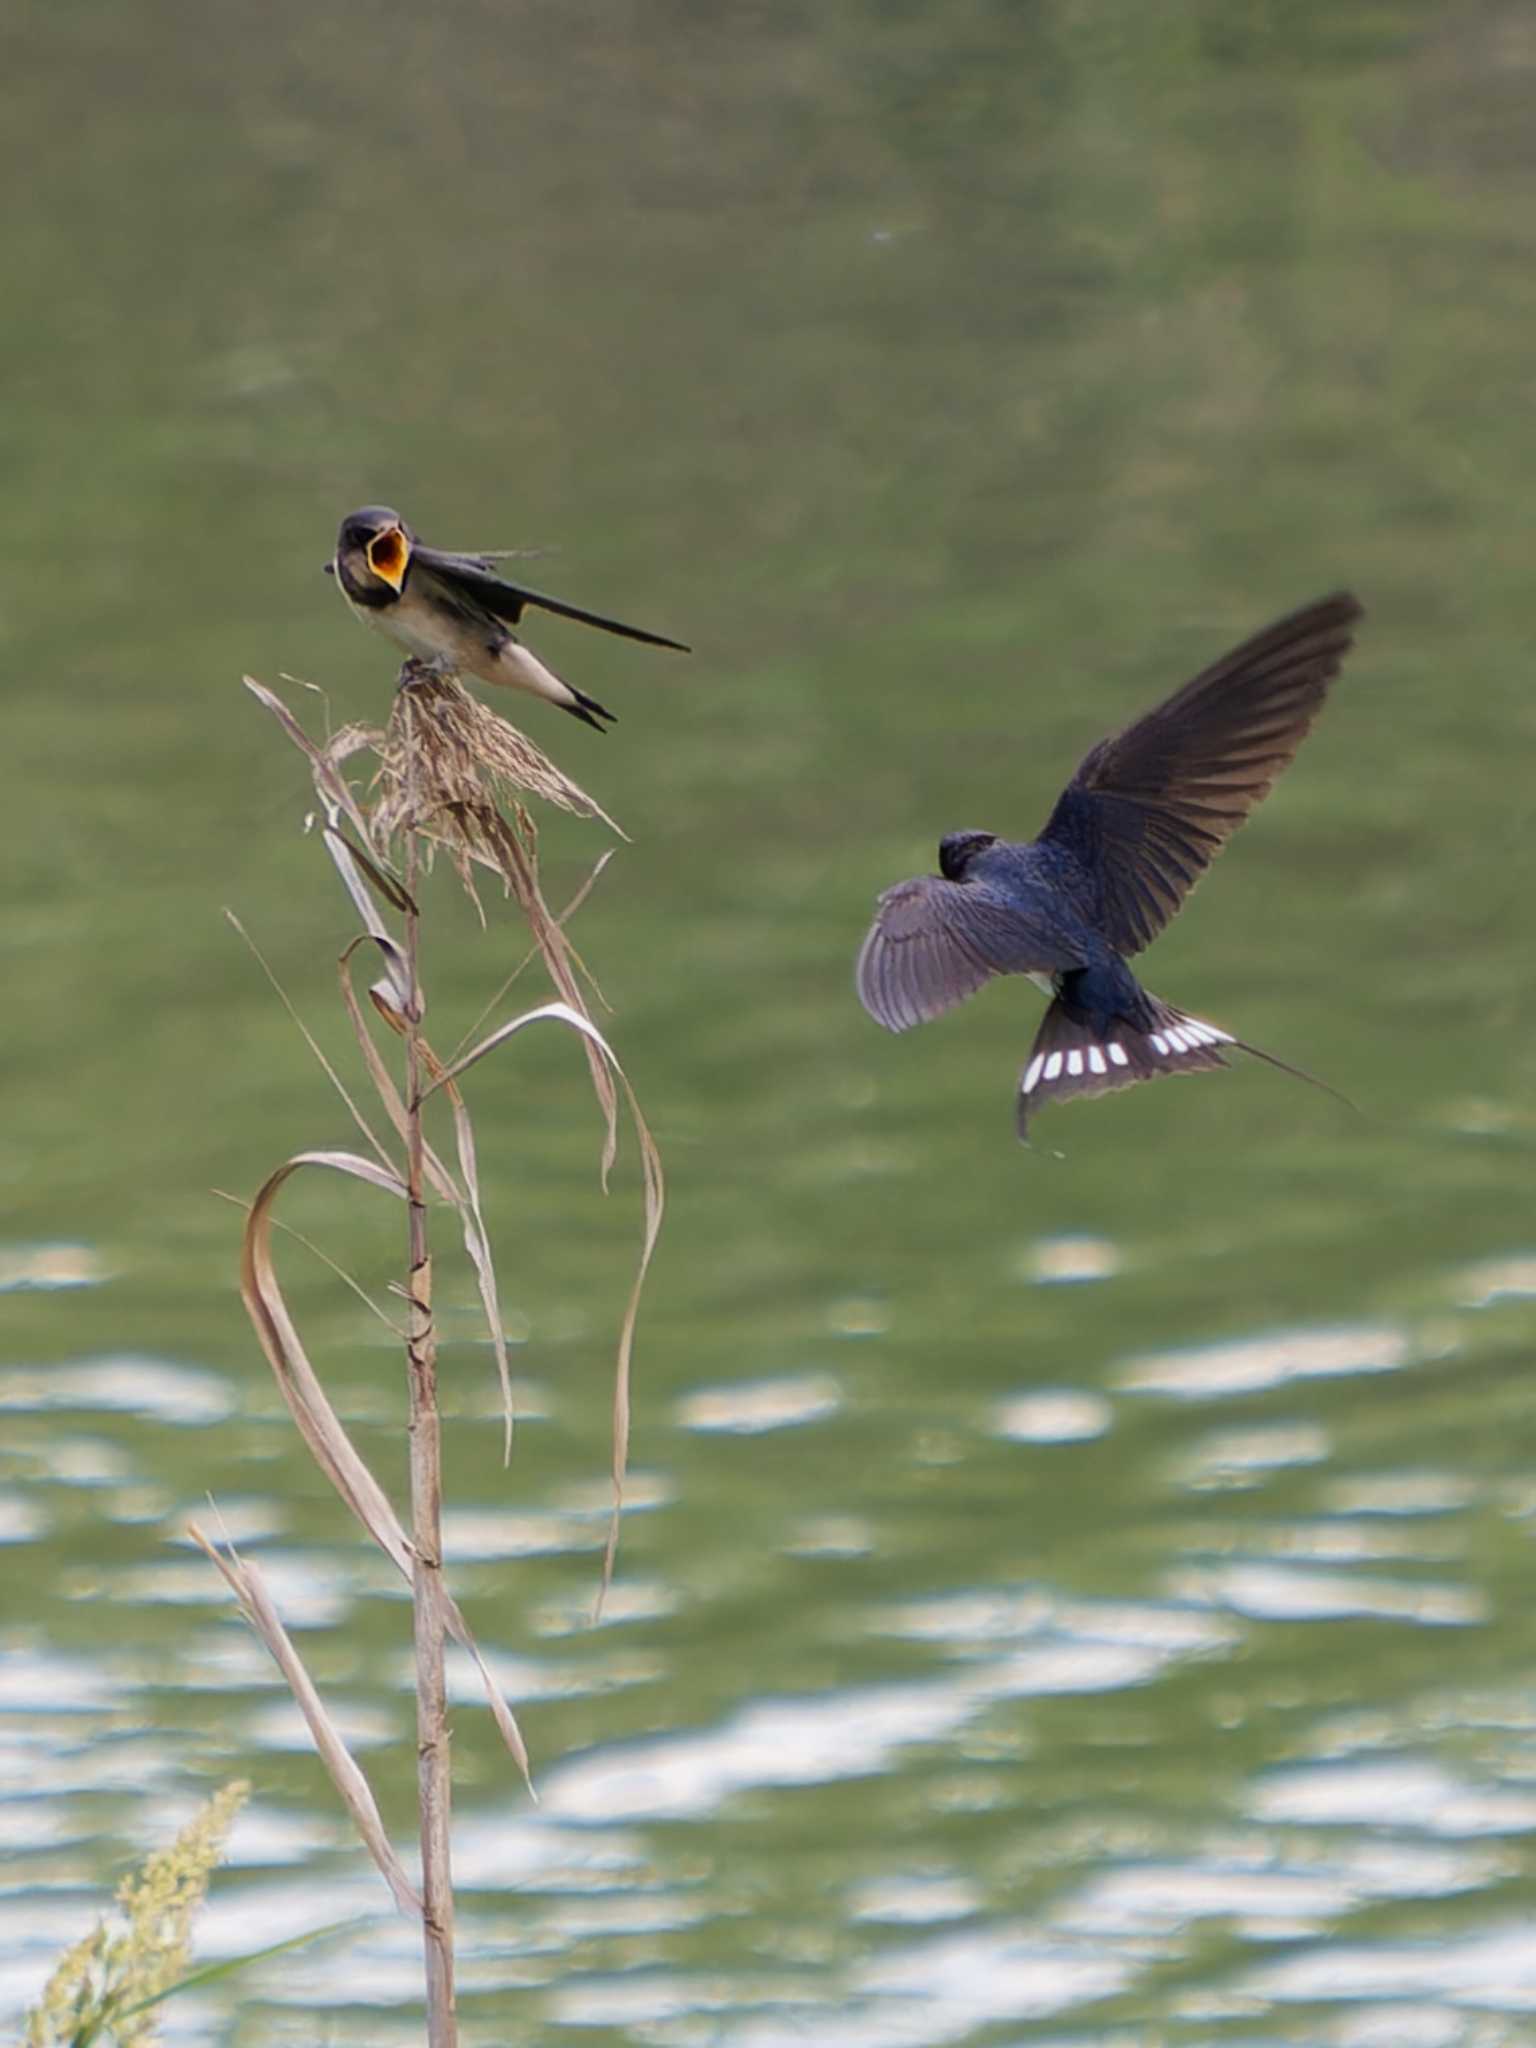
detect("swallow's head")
(330, 505), (413, 604)
(938, 829), (997, 881)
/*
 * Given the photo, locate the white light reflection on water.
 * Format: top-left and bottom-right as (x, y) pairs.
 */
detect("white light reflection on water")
(0, 1244), (107, 1293)
(1169, 1421), (1332, 1490)
(1168, 1563), (1486, 1628)
(1323, 1470), (1478, 1516)
(19, 1434), (135, 1487)
(0, 1357), (234, 1424)
(1247, 1756), (1536, 1837)
(0, 1653), (124, 1714)
(0, 1496), (44, 1544)
(539, 1682), (979, 1823)
(705, 1927), (1133, 2046)
(1116, 1323), (1412, 1398)
(850, 1873), (981, 1924)
(676, 1374), (843, 1434)
(1059, 1835), (1503, 1941)
(244, 1697), (399, 1754)
(1017, 1233), (1122, 1285)
(993, 1387), (1113, 1442)
(1245, 1920), (1536, 2011)
(113, 1549), (379, 1626)
(537, 1600), (1233, 1827)
(1454, 1253), (1536, 1308)
(436, 1643), (666, 1707)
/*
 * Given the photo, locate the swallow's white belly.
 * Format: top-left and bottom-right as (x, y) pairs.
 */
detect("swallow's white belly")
(348, 588), (573, 708)
(356, 591), (468, 668)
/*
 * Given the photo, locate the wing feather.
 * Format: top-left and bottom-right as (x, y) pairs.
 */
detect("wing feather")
(856, 874), (1079, 1033)
(410, 544), (690, 651)
(1039, 591), (1362, 954)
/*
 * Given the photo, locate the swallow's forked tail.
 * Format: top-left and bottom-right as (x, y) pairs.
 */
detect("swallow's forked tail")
(498, 639), (616, 731)
(1017, 989), (1356, 1139)
(1016, 990), (1232, 1138)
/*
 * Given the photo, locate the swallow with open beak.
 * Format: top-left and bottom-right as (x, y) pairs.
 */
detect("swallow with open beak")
(326, 505), (688, 729)
(857, 592), (1364, 1137)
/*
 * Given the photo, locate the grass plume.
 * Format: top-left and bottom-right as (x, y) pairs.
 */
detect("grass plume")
(26, 1782), (249, 2048)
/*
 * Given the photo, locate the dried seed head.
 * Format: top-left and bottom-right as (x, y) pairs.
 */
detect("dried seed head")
(370, 667), (624, 881)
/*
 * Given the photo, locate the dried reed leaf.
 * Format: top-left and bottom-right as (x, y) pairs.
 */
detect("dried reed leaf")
(188, 1525), (423, 1921)
(241, 1150), (415, 1573)
(430, 1003), (666, 1611)
(430, 1064), (514, 1462)
(243, 676), (382, 853)
(331, 930), (518, 1449)
(325, 826), (417, 917)
(224, 911), (400, 1180)
(337, 938), (460, 1201)
(213, 1188), (404, 1339)
(496, 814), (622, 1186)
(324, 833), (416, 1017)
(238, 1148), (532, 1787)
(451, 848), (617, 1064)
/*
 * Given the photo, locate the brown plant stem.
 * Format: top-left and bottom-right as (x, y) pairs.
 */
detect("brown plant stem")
(404, 830), (457, 2044)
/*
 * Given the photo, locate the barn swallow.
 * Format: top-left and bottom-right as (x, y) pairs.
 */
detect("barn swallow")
(857, 592), (1363, 1137)
(326, 505), (688, 729)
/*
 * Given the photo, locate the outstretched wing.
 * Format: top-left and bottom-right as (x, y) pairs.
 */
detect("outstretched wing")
(411, 544), (690, 652)
(1039, 592), (1362, 956)
(856, 874), (1081, 1033)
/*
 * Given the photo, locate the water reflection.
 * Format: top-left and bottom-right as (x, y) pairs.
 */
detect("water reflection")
(1117, 1323), (1412, 1398)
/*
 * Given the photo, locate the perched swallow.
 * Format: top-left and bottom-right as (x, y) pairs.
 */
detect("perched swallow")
(857, 592), (1363, 1137)
(326, 505), (688, 729)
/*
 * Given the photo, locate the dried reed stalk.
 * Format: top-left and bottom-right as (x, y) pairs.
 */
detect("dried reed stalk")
(401, 833), (456, 2038)
(209, 662), (665, 2046)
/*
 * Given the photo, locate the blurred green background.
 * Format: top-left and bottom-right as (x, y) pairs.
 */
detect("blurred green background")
(5, 1), (1536, 2041)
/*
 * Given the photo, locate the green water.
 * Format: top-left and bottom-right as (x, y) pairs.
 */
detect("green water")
(5, 1), (1536, 2040)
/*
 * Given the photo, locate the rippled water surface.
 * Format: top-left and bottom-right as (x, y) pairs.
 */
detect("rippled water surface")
(5, 2), (1536, 2041)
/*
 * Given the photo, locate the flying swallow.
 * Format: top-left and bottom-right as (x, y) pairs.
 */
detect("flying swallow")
(326, 505), (688, 729)
(857, 592), (1364, 1136)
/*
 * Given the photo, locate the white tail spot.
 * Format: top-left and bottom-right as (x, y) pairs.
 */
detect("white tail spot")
(1044, 1051), (1064, 1081)
(1067, 1049), (1084, 1077)
(1088, 1046), (1107, 1075)
(1150, 1032), (1170, 1056)
(1022, 1053), (1045, 1094)
(1108, 1043), (1129, 1068)
(1185, 1017), (1232, 1047)
(1166, 1026), (1191, 1052)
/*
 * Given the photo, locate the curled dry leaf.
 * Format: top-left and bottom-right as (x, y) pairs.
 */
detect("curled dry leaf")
(238, 1148), (531, 1788)
(189, 1523), (423, 1921)
(334, 937), (517, 1450)
(430, 1003), (665, 1610)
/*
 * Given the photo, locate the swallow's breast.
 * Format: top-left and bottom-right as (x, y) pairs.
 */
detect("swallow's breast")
(371, 585), (483, 669)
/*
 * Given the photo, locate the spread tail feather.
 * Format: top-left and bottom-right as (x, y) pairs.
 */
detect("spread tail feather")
(1016, 992), (1356, 1138)
(1017, 992), (1231, 1139)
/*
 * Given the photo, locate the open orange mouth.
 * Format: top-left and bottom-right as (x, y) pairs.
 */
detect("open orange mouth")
(366, 526), (409, 590)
